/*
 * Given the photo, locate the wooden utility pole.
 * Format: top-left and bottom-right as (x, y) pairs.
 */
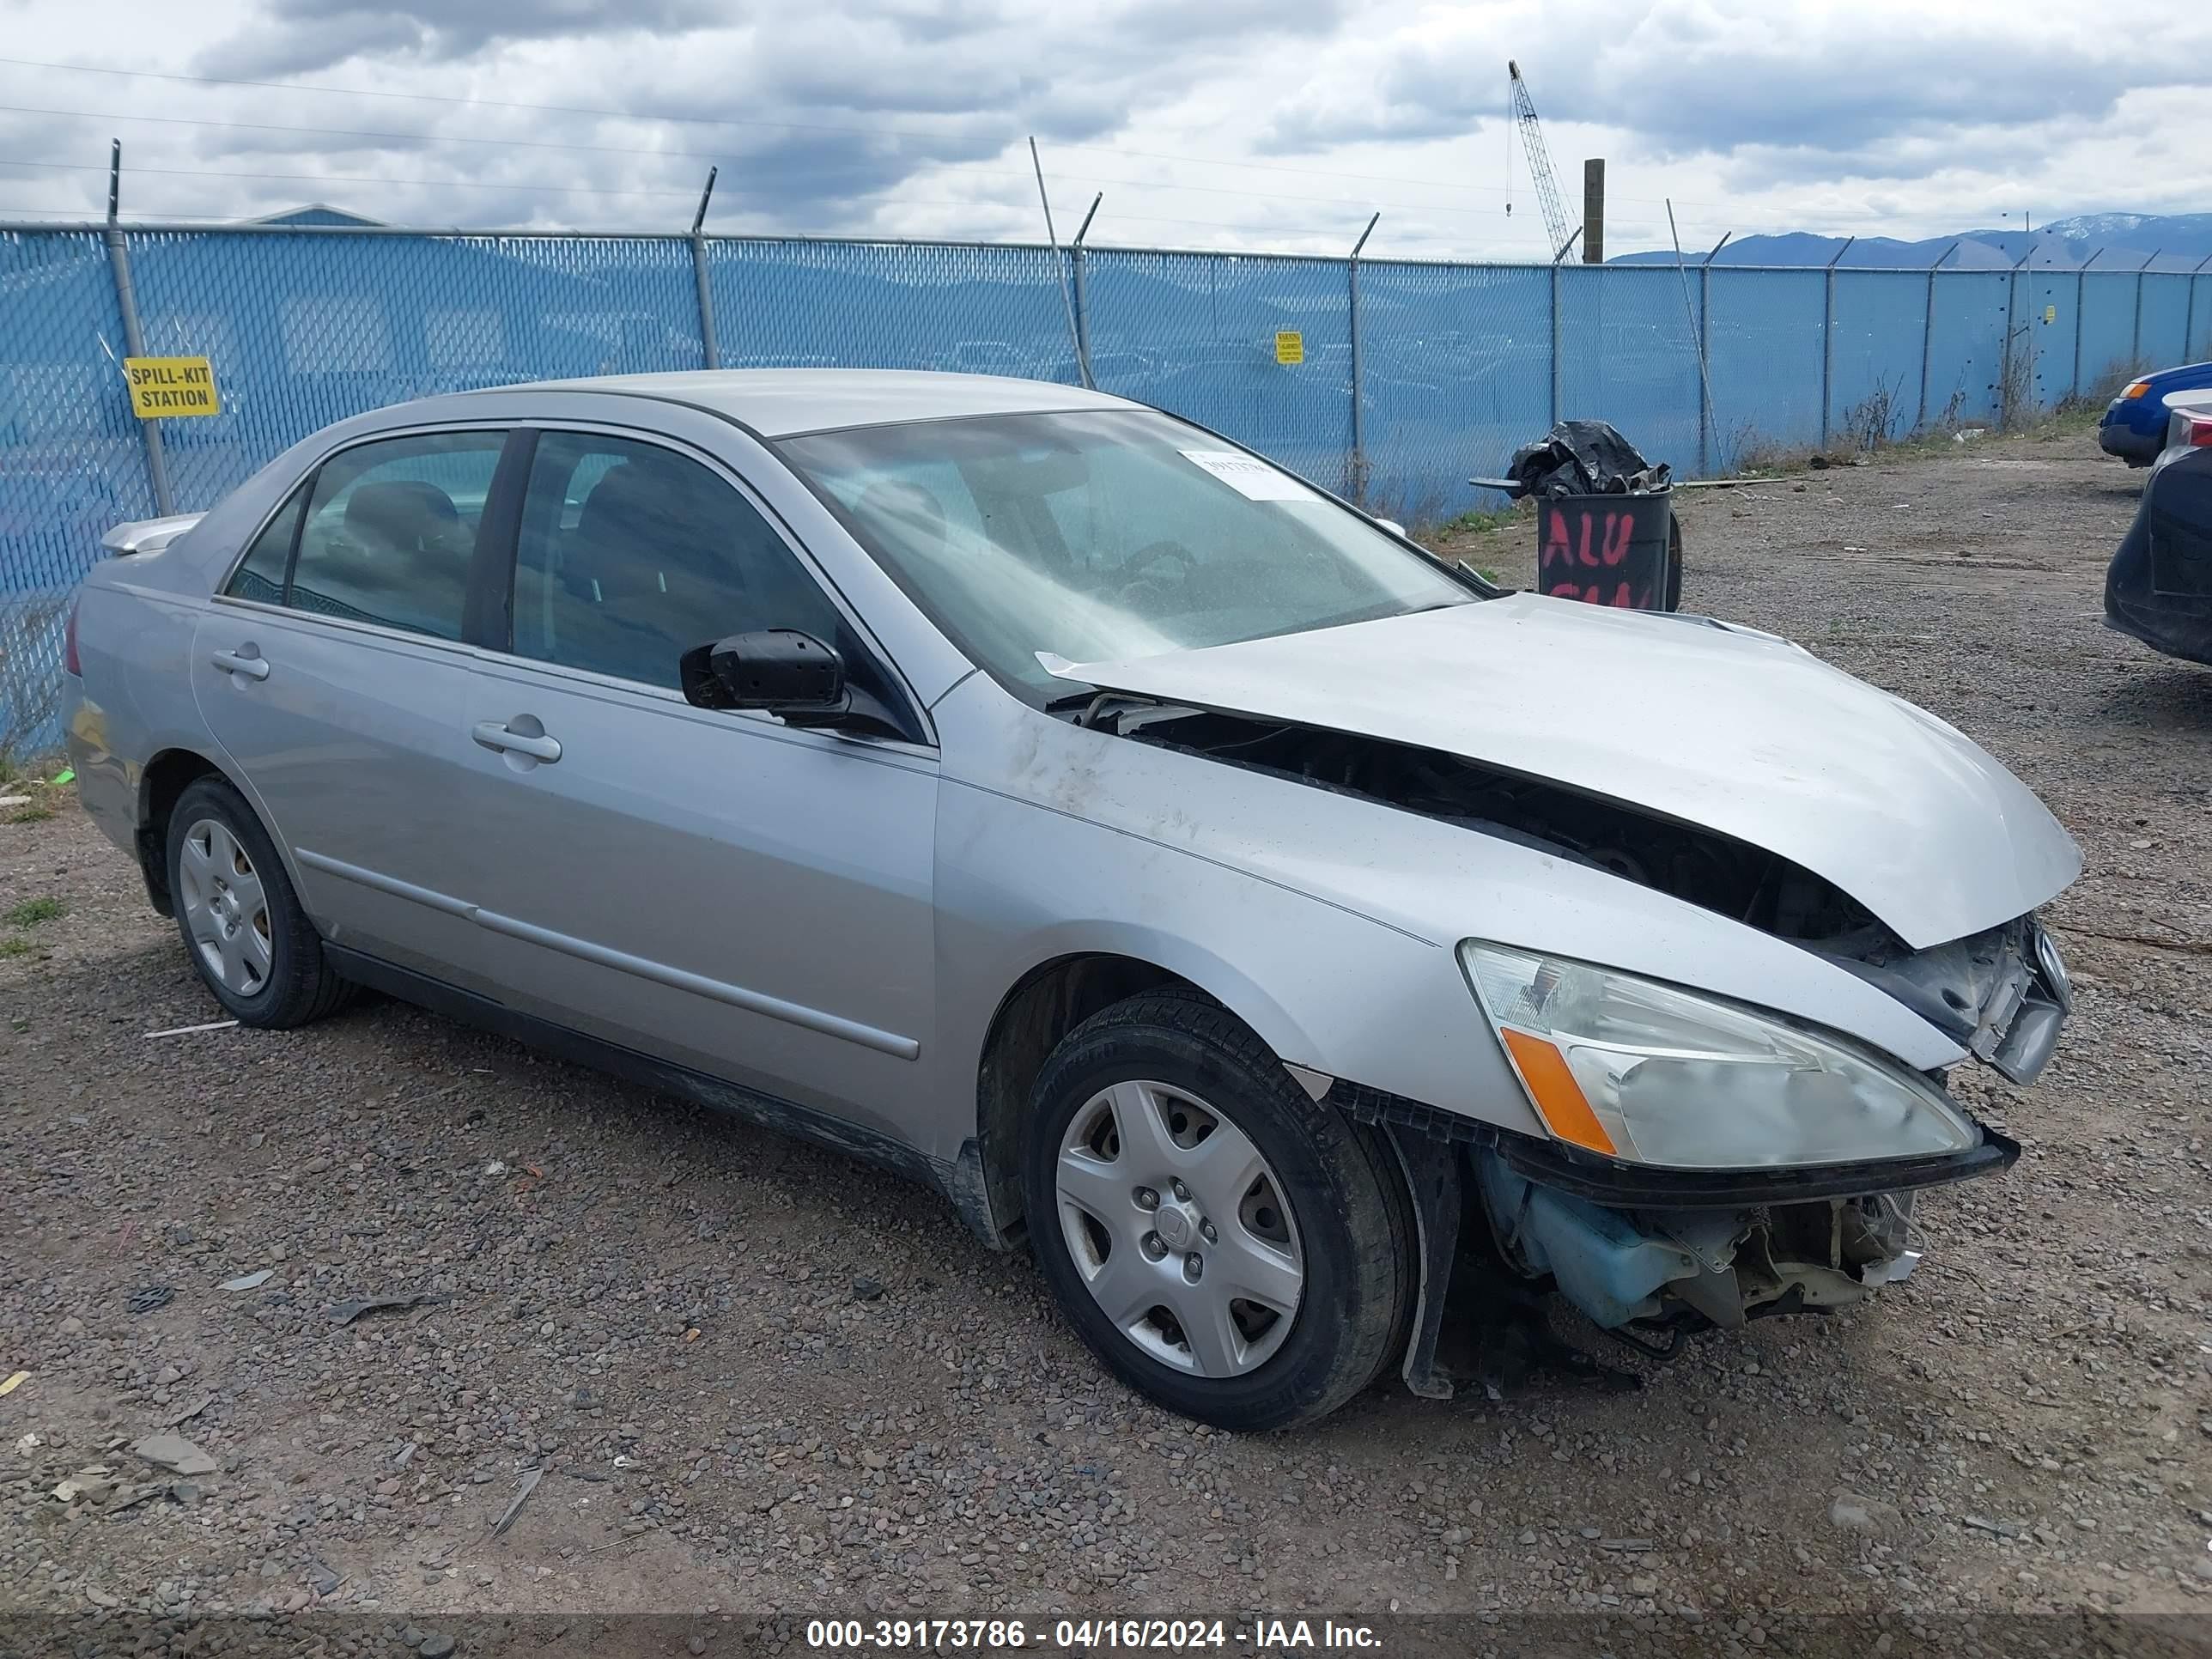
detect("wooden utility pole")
(1583, 159), (1606, 264)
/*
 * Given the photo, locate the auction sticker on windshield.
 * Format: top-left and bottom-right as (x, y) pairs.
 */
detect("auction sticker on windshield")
(1181, 448), (1318, 502)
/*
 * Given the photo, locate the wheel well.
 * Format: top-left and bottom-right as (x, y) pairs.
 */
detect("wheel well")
(974, 954), (1197, 1246)
(137, 749), (222, 915)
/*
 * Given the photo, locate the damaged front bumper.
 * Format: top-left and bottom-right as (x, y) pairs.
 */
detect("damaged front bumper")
(1474, 1133), (2012, 1333)
(1341, 912), (2069, 1399)
(1368, 1117), (2016, 1399)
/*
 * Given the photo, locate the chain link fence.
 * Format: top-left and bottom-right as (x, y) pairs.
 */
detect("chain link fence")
(5, 219), (2212, 757)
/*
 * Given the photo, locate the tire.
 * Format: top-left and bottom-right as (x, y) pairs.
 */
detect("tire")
(165, 776), (352, 1029)
(1022, 988), (1413, 1431)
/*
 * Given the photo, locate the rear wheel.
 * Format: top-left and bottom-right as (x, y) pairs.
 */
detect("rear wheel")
(166, 776), (351, 1029)
(1023, 990), (1413, 1430)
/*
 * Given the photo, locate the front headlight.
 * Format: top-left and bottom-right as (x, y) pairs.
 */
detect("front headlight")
(1461, 942), (1978, 1170)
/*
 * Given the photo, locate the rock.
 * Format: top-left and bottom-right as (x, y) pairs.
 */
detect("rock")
(133, 1432), (218, 1477)
(852, 1276), (884, 1302)
(58, 1316), (83, 1336)
(1828, 1495), (1899, 1535)
(418, 1632), (456, 1659)
(53, 1472), (119, 1504)
(1516, 1529), (1537, 1546)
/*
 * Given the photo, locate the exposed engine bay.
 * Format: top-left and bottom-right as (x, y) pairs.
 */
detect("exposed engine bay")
(1096, 702), (1898, 947)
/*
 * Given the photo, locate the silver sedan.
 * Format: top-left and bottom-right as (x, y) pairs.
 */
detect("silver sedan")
(64, 371), (2080, 1429)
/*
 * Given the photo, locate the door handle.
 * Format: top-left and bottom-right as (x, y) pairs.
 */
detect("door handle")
(210, 649), (270, 681)
(472, 720), (562, 763)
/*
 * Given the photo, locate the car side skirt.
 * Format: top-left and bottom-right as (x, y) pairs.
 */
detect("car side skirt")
(321, 944), (991, 1236)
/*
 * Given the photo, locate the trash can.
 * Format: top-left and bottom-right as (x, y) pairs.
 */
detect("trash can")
(1534, 490), (1681, 612)
(1472, 419), (1684, 612)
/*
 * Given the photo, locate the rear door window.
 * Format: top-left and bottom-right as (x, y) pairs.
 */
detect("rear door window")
(284, 431), (507, 640)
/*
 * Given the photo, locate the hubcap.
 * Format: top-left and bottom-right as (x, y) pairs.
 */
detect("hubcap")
(1054, 1079), (1304, 1378)
(176, 817), (273, 997)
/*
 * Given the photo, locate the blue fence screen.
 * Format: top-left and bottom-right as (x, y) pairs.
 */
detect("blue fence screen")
(6, 222), (2212, 753)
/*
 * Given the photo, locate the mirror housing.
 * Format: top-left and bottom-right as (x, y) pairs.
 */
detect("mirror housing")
(680, 629), (850, 726)
(1373, 517), (1407, 538)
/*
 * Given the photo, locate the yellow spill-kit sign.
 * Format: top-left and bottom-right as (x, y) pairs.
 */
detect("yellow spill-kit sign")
(1274, 330), (1304, 366)
(125, 356), (221, 418)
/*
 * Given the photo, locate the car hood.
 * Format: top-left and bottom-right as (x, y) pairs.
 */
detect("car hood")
(1048, 594), (2080, 951)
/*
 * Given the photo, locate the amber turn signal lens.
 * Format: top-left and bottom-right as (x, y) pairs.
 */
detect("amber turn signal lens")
(1498, 1028), (1619, 1157)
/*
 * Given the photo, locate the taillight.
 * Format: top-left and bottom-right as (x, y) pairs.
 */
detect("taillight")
(2190, 417), (2212, 449)
(64, 598), (82, 676)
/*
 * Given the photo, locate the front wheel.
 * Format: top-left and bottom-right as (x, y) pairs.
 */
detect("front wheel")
(1022, 990), (1413, 1431)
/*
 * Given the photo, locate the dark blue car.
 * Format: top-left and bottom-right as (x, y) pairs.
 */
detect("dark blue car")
(2100, 361), (2212, 465)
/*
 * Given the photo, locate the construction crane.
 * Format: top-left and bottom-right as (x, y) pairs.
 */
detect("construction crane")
(1506, 60), (1579, 262)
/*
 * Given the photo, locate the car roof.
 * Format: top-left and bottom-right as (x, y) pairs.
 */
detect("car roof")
(504, 368), (1139, 437)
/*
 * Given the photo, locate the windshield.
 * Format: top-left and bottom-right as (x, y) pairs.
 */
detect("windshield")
(777, 409), (1478, 697)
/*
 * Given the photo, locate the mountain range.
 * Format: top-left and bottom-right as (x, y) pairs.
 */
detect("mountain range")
(1613, 212), (2212, 270)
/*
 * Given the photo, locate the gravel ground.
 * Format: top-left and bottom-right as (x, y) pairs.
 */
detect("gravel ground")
(1, 424), (2209, 1640)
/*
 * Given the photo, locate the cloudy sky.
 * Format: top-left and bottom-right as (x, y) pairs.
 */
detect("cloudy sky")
(0, 0), (2206, 258)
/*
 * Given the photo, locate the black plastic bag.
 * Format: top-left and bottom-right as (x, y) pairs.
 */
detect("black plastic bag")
(1506, 420), (1673, 497)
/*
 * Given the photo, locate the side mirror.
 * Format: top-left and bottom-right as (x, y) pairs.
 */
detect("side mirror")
(680, 629), (849, 726)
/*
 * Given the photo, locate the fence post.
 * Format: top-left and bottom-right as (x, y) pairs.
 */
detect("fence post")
(2188, 253), (2212, 362)
(1918, 244), (1954, 431)
(1666, 210), (1722, 477)
(1070, 194), (1101, 393)
(1071, 247), (1091, 385)
(690, 235), (720, 370)
(101, 222), (173, 518)
(689, 169), (720, 370)
(1548, 260), (1562, 427)
(2072, 257), (2094, 398)
(1998, 249), (2027, 428)
(2130, 252), (2160, 371)
(1820, 238), (1852, 449)
(1697, 259), (1711, 475)
(1346, 212), (1377, 505)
